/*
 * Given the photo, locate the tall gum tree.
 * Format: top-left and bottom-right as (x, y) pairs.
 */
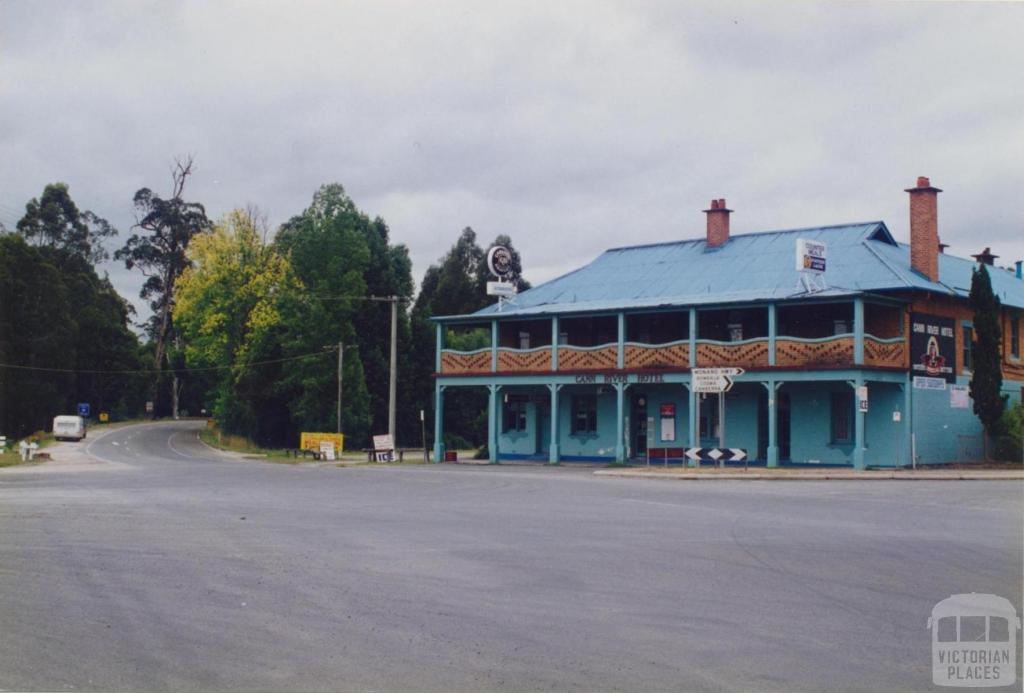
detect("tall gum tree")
(116, 157), (211, 417)
(16, 182), (117, 264)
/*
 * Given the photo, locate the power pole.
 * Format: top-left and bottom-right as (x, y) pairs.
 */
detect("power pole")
(342, 339), (350, 431)
(388, 296), (398, 443)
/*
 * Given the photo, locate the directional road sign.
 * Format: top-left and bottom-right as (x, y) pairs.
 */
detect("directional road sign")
(691, 367), (745, 393)
(684, 447), (747, 462)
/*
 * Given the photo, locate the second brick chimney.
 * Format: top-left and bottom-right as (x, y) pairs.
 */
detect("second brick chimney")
(906, 176), (942, 281)
(704, 198), (732, 248)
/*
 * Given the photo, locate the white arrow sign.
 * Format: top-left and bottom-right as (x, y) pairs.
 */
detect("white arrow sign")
(691, 367), (745, 393)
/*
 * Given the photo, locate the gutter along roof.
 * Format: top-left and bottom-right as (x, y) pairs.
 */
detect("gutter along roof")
(434, 221), (1024, 322)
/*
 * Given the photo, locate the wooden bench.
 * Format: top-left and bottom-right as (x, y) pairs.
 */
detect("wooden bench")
(287, 448), (323, 460)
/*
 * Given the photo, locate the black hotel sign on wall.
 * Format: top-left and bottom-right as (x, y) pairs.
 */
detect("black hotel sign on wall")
(910, 312), (956, 383)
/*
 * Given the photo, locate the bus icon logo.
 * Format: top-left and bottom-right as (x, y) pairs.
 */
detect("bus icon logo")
(928, 593), (1020, 687)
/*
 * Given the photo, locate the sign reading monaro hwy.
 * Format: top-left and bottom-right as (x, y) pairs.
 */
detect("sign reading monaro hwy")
(691, 367), (744, 393)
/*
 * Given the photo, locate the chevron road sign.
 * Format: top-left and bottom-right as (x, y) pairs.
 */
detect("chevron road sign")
(684, 447), (747, 463)
(691, 367), (745, 393)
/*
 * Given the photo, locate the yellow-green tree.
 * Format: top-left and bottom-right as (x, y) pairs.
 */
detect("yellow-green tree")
(174, 209), (315, 443)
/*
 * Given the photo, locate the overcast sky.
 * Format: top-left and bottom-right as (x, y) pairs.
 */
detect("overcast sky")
(2, 0), (1022, 319)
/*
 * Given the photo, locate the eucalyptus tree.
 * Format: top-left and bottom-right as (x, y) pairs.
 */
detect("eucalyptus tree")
(115, 157), (211, 417)
(16, 182), (117, 264)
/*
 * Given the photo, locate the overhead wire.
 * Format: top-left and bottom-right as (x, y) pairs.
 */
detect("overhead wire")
(0, 348), (337, 376)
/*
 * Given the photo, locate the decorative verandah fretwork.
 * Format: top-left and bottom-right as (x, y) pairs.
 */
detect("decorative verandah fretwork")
(440, 348), (491, 375)
(696, 339), (769, 368)
(497, 347), (552, 372)
(623, 341), (689, 369)
(775, 336), (854, 368)
(863, 336), (907, 369)
(557, 344), (618, 370)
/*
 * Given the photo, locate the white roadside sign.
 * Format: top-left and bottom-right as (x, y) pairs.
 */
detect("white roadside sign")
(691, 367), (745, 393)
(486, 281), (517, 298)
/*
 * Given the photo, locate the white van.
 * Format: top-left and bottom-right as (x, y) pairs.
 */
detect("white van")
(53, 415), (87, 441)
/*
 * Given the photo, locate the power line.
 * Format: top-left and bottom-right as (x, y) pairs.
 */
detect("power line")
(0, 348), (336, 376)
(310, 294), (412, 303)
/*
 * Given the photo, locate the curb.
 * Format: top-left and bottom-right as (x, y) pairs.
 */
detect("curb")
(593, 469), (1024, 481)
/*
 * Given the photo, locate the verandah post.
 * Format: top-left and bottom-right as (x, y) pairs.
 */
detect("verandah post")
(688, 308), (697, 368)
(435, 322), (443, 373)
(551, 316), (559, 371)
(491, 320), (498, 372)
(433, 383), (445, 463)
(688, 380), (698, 467)
(854, 298), (865, 365)
(617, 312), (625, 369)
(548, 383), (561, 464)
(614, 383), (626, 463)
(488, 384), (499, 464)
(764, 380), (780, 468)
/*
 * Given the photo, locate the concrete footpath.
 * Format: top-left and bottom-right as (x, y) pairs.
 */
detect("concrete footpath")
(594, 467), (1024, 481)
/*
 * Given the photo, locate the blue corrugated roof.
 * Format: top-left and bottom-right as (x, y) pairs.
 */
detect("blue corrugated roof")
(437, 221), (1024, 321)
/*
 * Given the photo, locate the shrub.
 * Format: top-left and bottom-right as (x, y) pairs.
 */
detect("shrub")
(992, 401), (1023, 463)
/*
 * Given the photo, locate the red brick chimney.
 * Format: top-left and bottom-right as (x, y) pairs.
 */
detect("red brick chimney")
(905, 176), (942, 281)
(704, 198), (732, 248)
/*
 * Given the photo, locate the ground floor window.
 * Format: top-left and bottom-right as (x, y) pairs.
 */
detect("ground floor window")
(699, 393), (720, 440)
(571, 394), (597, 435)
(503, 400), (527, 433)
(830, 391), (853, 444)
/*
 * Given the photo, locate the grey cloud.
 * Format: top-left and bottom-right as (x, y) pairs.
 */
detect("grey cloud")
(2, 0), (1022, 323)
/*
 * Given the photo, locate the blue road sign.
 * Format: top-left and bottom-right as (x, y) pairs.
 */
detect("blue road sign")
(77, 402), (90, 417)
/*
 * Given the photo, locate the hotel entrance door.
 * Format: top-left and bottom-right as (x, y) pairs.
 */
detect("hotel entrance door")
(632, 395), (647, 456)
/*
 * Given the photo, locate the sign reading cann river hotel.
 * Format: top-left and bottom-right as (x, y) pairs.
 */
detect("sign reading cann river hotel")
(911, 312), (956, 383)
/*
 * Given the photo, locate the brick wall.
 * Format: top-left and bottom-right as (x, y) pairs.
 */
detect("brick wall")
(907, 178), (940, 281)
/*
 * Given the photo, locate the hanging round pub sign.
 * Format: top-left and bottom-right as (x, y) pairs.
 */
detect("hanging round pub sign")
(487, 245), (513, 279)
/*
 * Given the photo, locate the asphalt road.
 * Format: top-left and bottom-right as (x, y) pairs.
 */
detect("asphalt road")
(1, 421), (1021, 692)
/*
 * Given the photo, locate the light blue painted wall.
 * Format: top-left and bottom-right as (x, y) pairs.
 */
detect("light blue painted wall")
(492, 373), (1023, 464)
(909, 375), (1010, 465)
(787, 382), (855, 465)
(863, 383), (904, 467)
(722, 388), (759, 458)
(693, 388), (761, 456)
(559, 388), (619, 459)
(636, 387), (689, 450)
(497, 398), (537, 456)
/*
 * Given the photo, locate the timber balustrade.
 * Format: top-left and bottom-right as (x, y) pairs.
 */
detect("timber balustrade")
(497, 346), (552, 371)
(695, 338), (770, 368)
(623, 340), (689, 369)
(440, 347), (491, 375)
(863, 336), (908, 368)
(557, 344), (618, 370)
(776, 335), (855, 367)
(439, 334), (908, 374)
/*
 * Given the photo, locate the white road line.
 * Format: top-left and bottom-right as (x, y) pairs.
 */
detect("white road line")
(166, 430), (196, 459)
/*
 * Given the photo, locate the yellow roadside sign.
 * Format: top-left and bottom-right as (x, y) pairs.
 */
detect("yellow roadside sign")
(99, 412), (109, 422)
(300, 432), (344, 452)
